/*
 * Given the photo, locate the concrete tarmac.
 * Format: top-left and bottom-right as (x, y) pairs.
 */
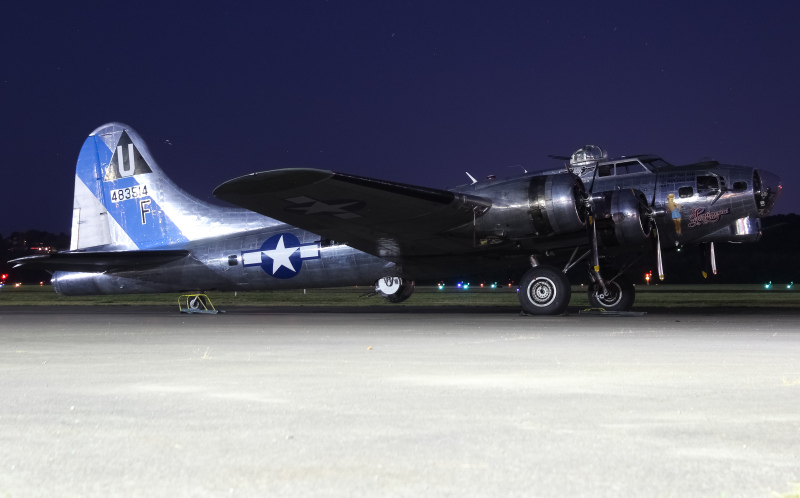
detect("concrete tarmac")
(1, 306), (798, 497)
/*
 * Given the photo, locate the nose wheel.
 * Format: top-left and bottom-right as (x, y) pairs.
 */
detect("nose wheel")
(518, 265), (571, 315)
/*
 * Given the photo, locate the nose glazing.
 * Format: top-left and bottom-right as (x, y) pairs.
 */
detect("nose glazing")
(755, 169), (782, 216)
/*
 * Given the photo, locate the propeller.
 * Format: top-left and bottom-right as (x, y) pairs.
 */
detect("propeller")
(584, 163), (601, 276)
(561, 161), (608, 294)
(700, 241), (717, 278)
(655, 227), (664, 280)
(652, 223), (664, 281)
(630, 189), (664, 280)
(634, 166), (666, 281)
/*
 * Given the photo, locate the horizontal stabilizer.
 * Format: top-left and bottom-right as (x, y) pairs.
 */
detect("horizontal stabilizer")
(214, 168), (492, 257)
(9, 250), (190, 273)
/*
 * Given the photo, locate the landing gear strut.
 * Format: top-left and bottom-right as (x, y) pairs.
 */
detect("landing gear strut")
(518, 265), (571, 315)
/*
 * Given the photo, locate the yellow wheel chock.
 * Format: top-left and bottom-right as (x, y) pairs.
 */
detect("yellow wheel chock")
(178, 294), (224, 314)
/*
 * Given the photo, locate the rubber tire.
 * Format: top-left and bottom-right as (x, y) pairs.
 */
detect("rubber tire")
(587, 273), (635, 311)
(518, 265), (571, 316)
(377, 279), (415, 303)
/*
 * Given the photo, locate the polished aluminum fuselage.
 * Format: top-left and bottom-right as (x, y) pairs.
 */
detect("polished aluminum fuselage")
(53, 149), (780, 295)
(53, 218), (396, 295)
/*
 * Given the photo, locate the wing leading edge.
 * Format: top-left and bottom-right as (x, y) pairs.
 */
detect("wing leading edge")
(214, 169), (492, 257)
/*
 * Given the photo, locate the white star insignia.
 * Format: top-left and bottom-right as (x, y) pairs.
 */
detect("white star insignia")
(284, 196), (363, 219)
(304, 200), (359, 214)
(264, 235), (298, 273)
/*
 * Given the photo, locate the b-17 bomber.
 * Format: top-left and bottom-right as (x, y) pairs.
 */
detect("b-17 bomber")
(11, 124), (782, 315)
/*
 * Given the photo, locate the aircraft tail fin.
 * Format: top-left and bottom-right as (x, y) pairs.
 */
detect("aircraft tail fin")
(70, 123), (237, 250)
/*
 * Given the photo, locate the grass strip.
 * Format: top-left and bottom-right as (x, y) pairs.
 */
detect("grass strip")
(1, 284), (799, 308)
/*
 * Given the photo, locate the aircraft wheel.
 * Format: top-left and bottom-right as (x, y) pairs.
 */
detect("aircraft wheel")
(375, 277), (415, 303)
(518, 265), (571, 315)
(587, 273), (635, 311)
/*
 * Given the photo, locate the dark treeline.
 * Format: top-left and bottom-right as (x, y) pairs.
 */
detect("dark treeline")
(1, 230), (70, 253)
(1, 230), (70, 284)
(1, 216), (798, 286)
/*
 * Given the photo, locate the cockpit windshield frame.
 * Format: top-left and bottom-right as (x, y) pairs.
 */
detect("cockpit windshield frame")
(643, 158), (672, 170)
(594, 156), (674, 177)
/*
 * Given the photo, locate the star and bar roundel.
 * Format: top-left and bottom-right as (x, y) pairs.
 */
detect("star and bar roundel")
(241, 233), (320, 279)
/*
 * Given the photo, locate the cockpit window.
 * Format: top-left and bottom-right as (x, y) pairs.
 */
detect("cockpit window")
(597, 164), (613, 177)
(645, 158), (672, 170)
(697, 175), (720, 195)
(616, 161), (647, 175)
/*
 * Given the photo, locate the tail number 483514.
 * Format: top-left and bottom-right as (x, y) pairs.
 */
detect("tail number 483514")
(110, 185), (149, 202)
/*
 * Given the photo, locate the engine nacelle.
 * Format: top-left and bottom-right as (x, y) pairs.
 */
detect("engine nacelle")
(474, 174), (586, 239)
(593, 189), (652, 248)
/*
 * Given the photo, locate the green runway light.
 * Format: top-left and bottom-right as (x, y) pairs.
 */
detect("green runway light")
(788, 282), (794, 289)
(765, 281), (772, 289)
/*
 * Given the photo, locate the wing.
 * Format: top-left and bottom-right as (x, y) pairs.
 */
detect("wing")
(9, 250), (190, 273)
(214, 169), (491, 257)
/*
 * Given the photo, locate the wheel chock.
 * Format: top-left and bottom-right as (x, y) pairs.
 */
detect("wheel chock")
(178, 294), (225, 314)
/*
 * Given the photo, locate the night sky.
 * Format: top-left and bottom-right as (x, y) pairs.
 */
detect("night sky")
(3, 1), (799, 235)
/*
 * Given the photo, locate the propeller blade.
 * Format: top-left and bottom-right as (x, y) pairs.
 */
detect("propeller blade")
(710, 241), (717, 275)
(656, 228), (665, 281)
(633, 188), (654, 215)
(646, 169), (663, 281)
(701, 242), (710, 278)
(650, 168), (659, 207)
(700, 242), (718, 278)
(701, 242), (709, 278)
(591, 215), (600, 273)
(587, 160), (599, 194)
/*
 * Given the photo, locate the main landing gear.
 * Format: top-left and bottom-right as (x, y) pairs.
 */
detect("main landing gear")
(518, 261), (636, 316)
(518, 265), (571, 315)
(587, 272), (635, 312)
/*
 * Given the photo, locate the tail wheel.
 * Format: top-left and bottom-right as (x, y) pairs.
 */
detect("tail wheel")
(587, 273), (635, 311)
(375, 277), (415, 303)
(518, 265), (571, 315)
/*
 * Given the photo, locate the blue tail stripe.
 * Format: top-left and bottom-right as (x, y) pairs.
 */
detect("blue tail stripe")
(75, 134), (190, 249)
(75, 137), (106, 198)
